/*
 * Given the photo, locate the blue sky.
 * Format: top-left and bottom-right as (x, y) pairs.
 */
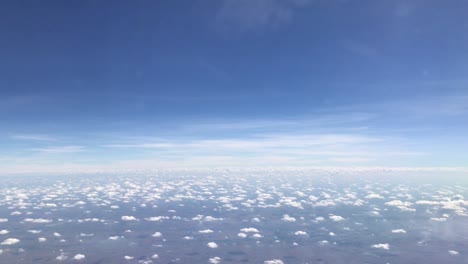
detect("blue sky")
(1, 0), (468, 173)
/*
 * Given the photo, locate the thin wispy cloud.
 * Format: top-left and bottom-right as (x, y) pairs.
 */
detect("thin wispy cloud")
(215, 0), (312, 33)
(10, 134), (56, 141)
(32, 146), (84, 154)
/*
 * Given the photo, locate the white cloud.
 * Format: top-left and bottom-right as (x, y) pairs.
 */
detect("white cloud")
(391, 229), (407, 234)
(121, 216), (138, 221)
(56, 253), (68, 261)
(252, 233), (263, 239)
(0, 230), (9, 235)
(10, 134), (55, 141)
(23, 218), (53, 224)
(264, 260), (284, 264)
(240, 227), (259, 233)
(281, 214), (296, 222)
(124, 256), (134, 260)
(152, 232), (162, 238)
(294, 231), (307, 236)
(314, 216), (325, 222)
(32, 145), (84, 153)
(209, 256), (222, 264)
(199, 229), (214, 234)
(448, 250), (459, 255)
(318, 240), (329, 246)
(207, 242), (218, 249)
(385, 200), (415, 212)
(371, 243), (390, 250)
(145, 216), (169, 222)
(0, 218), (8, 223)
(38, 237), (47, 242)
(329, 214), (345, 222)
(365, 193), (384, 199)
(238, 233), (247, 238)
(73, 254), (85, 260)
(1, 238), (20, 245)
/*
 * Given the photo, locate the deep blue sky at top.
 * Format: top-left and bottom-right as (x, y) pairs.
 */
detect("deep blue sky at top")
(1, 0), (467, 170)
(2, 1), (467, 121)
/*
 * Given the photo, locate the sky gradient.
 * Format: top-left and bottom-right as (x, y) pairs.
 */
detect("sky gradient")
(1, 0), (468, 173)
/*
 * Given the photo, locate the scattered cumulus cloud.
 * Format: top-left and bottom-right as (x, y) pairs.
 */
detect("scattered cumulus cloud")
(73, 254), (86, 260)
(392, 229), (407, 234)
(209, 256), (222, 264)
(264, 259), (285, 264)
(121, 215), (138, 221)
(281, 214), (296, 222)
(371, 243), (390, 250)
(207, 242), (218, 249)
(1, 238), (20, 245)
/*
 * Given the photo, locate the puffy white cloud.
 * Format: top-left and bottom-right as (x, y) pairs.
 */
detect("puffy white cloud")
(124, 256), (134, 260)
(371, 243), (390, 250)
(56, 253), (68, 261)
(318, 240), (329, 246)
(1, 238), (20, 245)
(199, 229), (214, 234)
(151, 253), (159, 259)
(38, 237), (47, 242)
(0, 230), (9, 235)
(314, 216), (325, 222)
(152, 232), (163, 238)
(252, 233), (263, 239)
(240, 227), (259, 233)
(448, 250), (459, 255)
(385, 200), (412, 207)
(281, 214), (296, 222)
(329, 214), (345, 222)
(430, 217), (447, 222)
(294, 231), (307, 236)
(314, 200), (336, 207)
(209, 256), (221, 264)
(238, 233), (247, 238)
(385, 200), (415, 212)
(73, 254), (86, 260)
(121, 216), (138, 221)
(365, 193), (384, 199)
(145, 216), (169, 222)
(23, 218), (52, 224)
(264, 260), (284, 264)
(203, 216), (224, 221)
(0, 218), (8, 223)
(391, 229), (407, 234)
(207, 242), (218, 249)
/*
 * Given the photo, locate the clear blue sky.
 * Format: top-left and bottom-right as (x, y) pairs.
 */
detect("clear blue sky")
(1, 0), (467, 173)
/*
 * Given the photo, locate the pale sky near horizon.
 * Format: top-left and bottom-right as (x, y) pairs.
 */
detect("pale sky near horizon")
(1, 0), (468, 173)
